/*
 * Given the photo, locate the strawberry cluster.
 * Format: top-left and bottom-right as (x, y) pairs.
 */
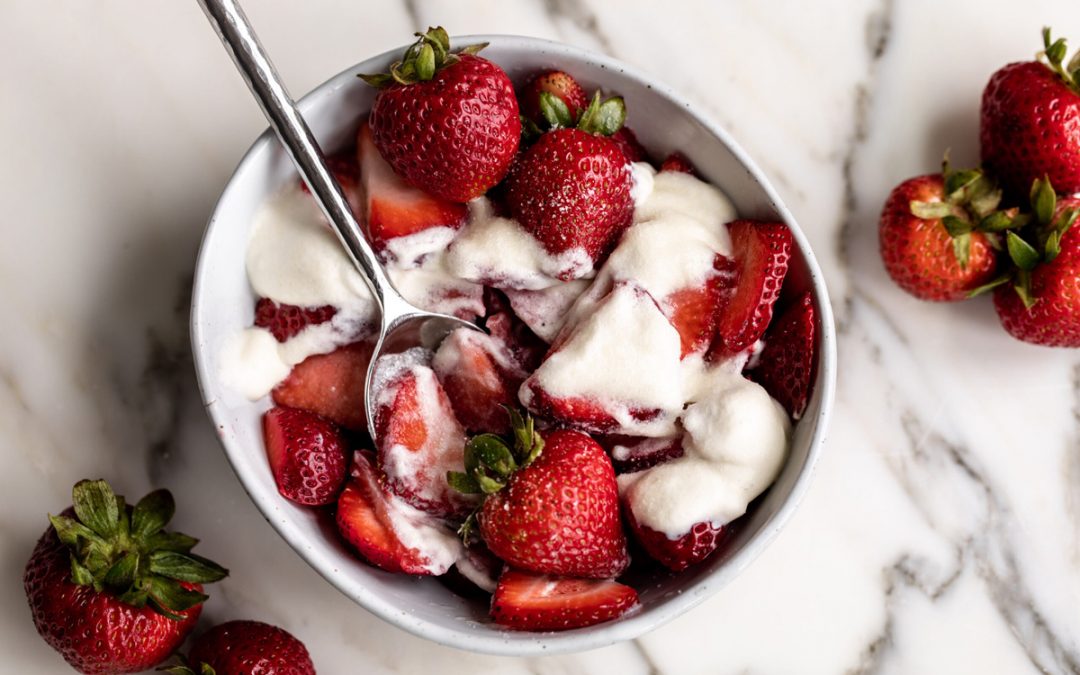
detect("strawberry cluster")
(879, 28), (1080, 347)
(243, 27), (820, 633)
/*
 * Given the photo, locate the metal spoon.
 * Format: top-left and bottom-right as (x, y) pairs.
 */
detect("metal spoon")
(198, 0), (479, 440)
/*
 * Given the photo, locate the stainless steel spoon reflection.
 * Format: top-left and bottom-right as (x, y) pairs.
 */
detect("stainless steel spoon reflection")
(198, 0), (480, 441)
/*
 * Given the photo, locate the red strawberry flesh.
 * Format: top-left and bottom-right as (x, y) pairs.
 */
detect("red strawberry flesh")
(271, 341), (375, 431)
(254, 298), (337, 343)
(747, 293), (817, 418)
(491, 569), (638, 631)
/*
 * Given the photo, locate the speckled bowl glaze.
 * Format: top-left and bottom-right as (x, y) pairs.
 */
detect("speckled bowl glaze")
(191, 34), (837, 656)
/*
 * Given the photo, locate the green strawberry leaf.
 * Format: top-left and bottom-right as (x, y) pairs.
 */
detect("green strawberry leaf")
(415, 44), (436, 81)
(944, 168), (981, 197)
(978, 211), (1015, 233)
(446, 471), (482, 495)
(910, 200), (954, 219)
(148, 551), (228, 584)
(148, 576), (207, 614)
(132, 489), (175, 539)
(103, 552), (139, 591)
(70, 554), (95, 587)
(145, 531), (199, 553)
(72, 479), (120, 539)
(951, 232), (972, 268)
(1007, 231), (1041, 271)
(469, 434), (518, 478)
(966, 273), (1013, 298)
(539, 91), (573, 129)
(1030, 176), (1056, 225)
(1045, 229), (1062, 262)
(942, 215), (974, 237)
(1012, 270), (1037, 309)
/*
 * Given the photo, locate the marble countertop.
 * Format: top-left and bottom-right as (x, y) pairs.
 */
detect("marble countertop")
(3, 1), (1079, 673)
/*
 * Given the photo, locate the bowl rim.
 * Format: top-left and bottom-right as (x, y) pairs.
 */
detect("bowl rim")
(191, 33), (837, 656)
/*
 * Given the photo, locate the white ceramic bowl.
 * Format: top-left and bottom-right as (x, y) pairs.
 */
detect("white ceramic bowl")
(191, 35), (836, 656)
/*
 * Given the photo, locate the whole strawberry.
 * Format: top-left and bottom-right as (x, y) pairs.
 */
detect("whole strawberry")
(879, 163), (1003, 301)
(981, 28), (1080, 197)
(506, 92), (635, 278)
(448, 411), (629, 579)
(519, 70), (588, 127)
(167, 620), (316, 675)
(360, 27), (520, 203)
(24, 480), (227, 674)
(992, 184), (1080, 347)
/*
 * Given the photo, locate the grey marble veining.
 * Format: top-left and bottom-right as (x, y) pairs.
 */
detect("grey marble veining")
(1, 1), (1079, 673)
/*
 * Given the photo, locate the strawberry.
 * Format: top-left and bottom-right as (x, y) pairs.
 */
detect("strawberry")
(336, 451), (460, 575)
(360, 28), (520, 202)
(24, 480), (227, 674)
(879, 163), (1004, 302)
(610, 126), (649, 163)
(992, 187), (1080, 347)
(263, 407), (348, 506)
(484, 311), (548, 371)
(254, 298), (337, 342)
(449, 415), (630, 578)
(432, 326), (533, 434)
(711, 220), (793, 356)
(373, 350), (475, 519)
(625, 509), (727, 572)
(519, 70), (589, 127)
(506, 93), (635, 277)
(601, 435), (684, 474)
(746, 293), (817, 418)
(171, 620), (315, 675)
(357, 122), (467, 255)
(299, 151), (364, 221)
(660, 151), (696, 175)
(663, 272), (729, 358)
(490, 569), (638, 631)
(980, 29), (1080, 197)
(271, 341), (375, 431)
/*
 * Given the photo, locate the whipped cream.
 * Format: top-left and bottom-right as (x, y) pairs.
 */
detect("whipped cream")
(384, 494), (463, 575)
(503, 279), (590, 343)
(619, 373), (790, 538)
(521, 281), (685, 437)
(445, 198), (593, 290)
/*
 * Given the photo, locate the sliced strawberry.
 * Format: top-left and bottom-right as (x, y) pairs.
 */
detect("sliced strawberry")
(299, 151), (364, 220)
(263, 407), (348, 506)
(610, 126), (649, 163)
(660, 151), (696, 175)
(254, 298), (337, 342)
(662, 271), (732, 358)
(336, 452), (455, 575)
(490, 569), (639, 631)
(357, 123), (468, 254)
(503, 280), (591, 344)
(626, 509), (727, 572)
(374, 352), (476, 519)
(271, 341), (375, 431)
(712, 220), (793, 358)
(431, 328), (523, 434)
(747, 292), (816, 419)
(601, 435), (684, 474)
(484, 311), (547, 372)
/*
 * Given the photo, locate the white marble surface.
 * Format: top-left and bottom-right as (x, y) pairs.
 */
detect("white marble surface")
(2, 1), (1079, 673)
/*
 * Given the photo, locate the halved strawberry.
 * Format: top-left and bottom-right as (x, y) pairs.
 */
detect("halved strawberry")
(374, 352), (475, 519)
(490, 569), (639, 631)
(660, 152), (696, 175)
(357, 123), (468, 254)
(484, 311), (547, 372)
(712, 220), (793, 357)
(747, 292), (816, 419)
(626, 509), (726, 572)
(432, 328), (524, 434)
(271, 341), (375, 431)
(610, 127), (649, 163)
(662, 272), (731, 358)
(601, 435), (684, 475)
(336, 452), (457, 575)
(263, 407), (348, 506)
(254, 298), (337, 342)
(299, 151), (364, 220)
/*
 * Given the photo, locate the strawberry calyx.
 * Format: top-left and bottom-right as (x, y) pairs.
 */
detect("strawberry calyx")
(524, 90), (627, 141)
(446, 409), (543, 539)
(358, 26), (487, 88)
(968, 175), (1078, 306)
(48, 479), (228, 620)
(1039, 27), (1080, 96)
(160, 661), (215, 675)
(909, 156), (1006, 267)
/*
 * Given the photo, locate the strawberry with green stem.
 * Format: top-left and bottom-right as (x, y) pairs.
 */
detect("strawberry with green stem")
(360, 27), (520, 203)
(24, 480), (227, 674)
(988, 177), (1080, 347)
(879, 158), (1005, 302)
(448, 410), (629, 579)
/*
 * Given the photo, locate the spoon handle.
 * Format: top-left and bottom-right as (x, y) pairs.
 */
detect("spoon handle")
(197, 0), (395, 311)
